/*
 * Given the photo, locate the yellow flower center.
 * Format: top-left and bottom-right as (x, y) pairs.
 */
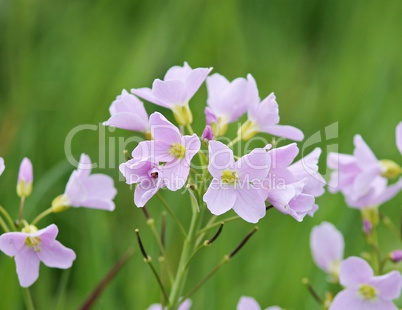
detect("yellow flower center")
(22, 225), (42, 252)
(169, 143), (186, 159)
(221, 170), (239, 185)
(359, 284), (377, 300)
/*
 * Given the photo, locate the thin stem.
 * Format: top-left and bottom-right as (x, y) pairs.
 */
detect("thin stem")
(185, 124), (194, 135)
(18, 196), (26, 227)
(0, 205), (16, 231)
(0, 215), (10, 232)
(380, 213), (401, 241)
(198, 216), (240, 234)
(302, 278), (323, 305)
(227, 136), (241, 148)
(31, 207), (53, 226)
(156, 193), (186, 237)
(23, 288), (35, 310)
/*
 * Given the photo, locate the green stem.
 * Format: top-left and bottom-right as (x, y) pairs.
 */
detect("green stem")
(227, 136), (241, 148)
(0, 215), (10, 232)
(31, 207), (53, 226)
(185, 124), (194, 135)
(156, 193), (187, 237)
(18, 196), (26, 228)
(23, 288), (35, 310)
(168, 199), (200, 309)
(0, 205), (16, 231)
(198, 215), (240, 235)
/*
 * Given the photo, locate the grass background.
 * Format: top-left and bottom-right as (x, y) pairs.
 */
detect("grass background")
(1, 0), (402, 309)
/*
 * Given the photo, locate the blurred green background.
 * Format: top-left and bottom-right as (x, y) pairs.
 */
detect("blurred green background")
(1, 0), (402, 309)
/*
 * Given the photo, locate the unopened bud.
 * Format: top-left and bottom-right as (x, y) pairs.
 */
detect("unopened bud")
(238, 120), (259, 141)
(17, 158), (33, 198)
(380, 159), (402, 179)
(172, 102), (193, 126)
(51, 194), (71, 213)
(362, 219), (372, 235)
(202, 125), (214, 141)
(390, 250), (402, 263)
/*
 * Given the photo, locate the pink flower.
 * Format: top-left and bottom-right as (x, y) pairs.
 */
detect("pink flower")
(17, 157), (33, 198)
(103, 90), (149, 135)
(0, 157), (4, 176)
(147, 299), (192, 310)
(203, 141), (270, 223)
(310, 222), (344, 278)
(330, 257), (402, 310)
(120, 157), (165, 207)
(238, 75), (304, 141)
(205, 73), (249, 136)
(237, 296), (282, 310)
(265, 144), (317, 221)
(131, 112), (200, 191)
(0, 224), (76, 287)
(131, 62), (212, 125)
(328, 134), (402, 208)
(53, 154), (117, 212)
(397, 122), (402, 155)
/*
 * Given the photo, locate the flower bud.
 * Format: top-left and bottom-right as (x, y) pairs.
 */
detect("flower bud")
(16, 158), (33, 198)
(390, 250), (402, 263)
(172, 102), (193, 126)
(380, 159), (402, 179)
(202, 125), (214, 141)
(51, 194), (71, 213)
(238, 120), (259, 141)
(362, 219), (372, 235)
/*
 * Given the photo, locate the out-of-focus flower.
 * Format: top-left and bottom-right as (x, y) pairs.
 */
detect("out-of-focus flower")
(147, 298), (192, 310)
(201, 125), (214, 141)
(237, 296), (283, 310)
(0, 224), (76, 287)
(238, 75), (304, 141)
(203, 141), (270, 223)
(205, 73), (249, 136)
(329, 257), (402, 310)
(0, 157), (5, 176)
(103, 90), (150, 136)
(310, 222), (344, 280)
(265, 144), (316, 222)
(52, 154), (117, 212)
(120, 157), (165, 208)
(16, 158), (33, 198)
(131, 62), (212, 126)
(390, 250), (402, 263)
(397, 122), (402, 155)
(131, 112), (200, 191)
(328, 134), (402, 208)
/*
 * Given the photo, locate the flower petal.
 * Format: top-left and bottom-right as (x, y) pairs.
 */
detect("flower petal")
(235, 148), (270, 181)
(268, 143), (299, 169)
(0, 232), (27, 256)
(0, 157), (4, 175)
(15, 247), (41, 287)
(237, 296), (261, 310)
(152, 79), (186, 107)
(232, 187), (266, 223)
(353, 135), (378, 168)
(184, 67), (212, 101)
(264, 125), (304, 141)
(397, 122), (402, 155)
(208, 141), (235, 178)
(150, 112), (182, 144)
(339, 257), (374, 289)
(368, 270), (402, 300)
(203, 183), (236, 216)
(37, 240), (76, 269)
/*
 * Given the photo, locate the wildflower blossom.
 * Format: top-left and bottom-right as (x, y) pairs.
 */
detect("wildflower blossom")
(330, 256), (402, 310)
(147, 299), (192, 310)
(103, 90), (150, 136)
(0, 224), (76, 287)
(238, 75), (304, 141)
(328, 134), (402, 208)
(0, 157), (4, 176)
(52, 154), (117, 212)
(205, 73), (249, 136)
(203, 140), (270, 223)
(16, 157), (33, 198)
(310, 222), (344, 279)
(131, 62), (212, 125)
(237, 296), (282, 310)
(131, 112), (200, 191)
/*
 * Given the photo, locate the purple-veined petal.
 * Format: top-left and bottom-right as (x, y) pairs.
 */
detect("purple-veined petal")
(0, 232), (27, 256)
(237, 296), (261, 310)
(134, 181), (160, 207)
(163, 160), (190, 191)
(208, 141), (235, 178)
(310, 222), (344, 273)
(232, 187), (266, 223)
(184, 67), (212, 101)
(203, 183), (236, 216)
(368, 270), (402, 300)
(152, 79), (186, 107)
(339, 257), (374, 289)
(15, 247), (41, 287)
(150, 112), (182, 144)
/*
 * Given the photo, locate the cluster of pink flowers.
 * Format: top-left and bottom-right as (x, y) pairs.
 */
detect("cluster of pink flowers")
(106, 62), (326, 224)
(0, 154), (117, 287)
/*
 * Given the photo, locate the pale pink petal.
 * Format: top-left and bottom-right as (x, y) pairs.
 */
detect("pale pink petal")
(235, 148), (270, 181)
(268, 143), (299, 169)
(267, 186), (296, 211)
(178, 298), (192, 310)
(329, 290), (367, 310)
(246, 74), (261, 106)
(208, 141), (235, 178)
(65, 172), (87, 206)
(232, 187), (266, 223)
(310, 222), (344, 273)
(15, 247), (41, 287)
(146, 304), (163, 310)
(37, 240), (76, 269)
(206, 73), (230, 104)
(371, 177), (402, 206)
(353, 135), (378, 168)
(264, 125), (304, 141)
(184, 67), (212, 101)
(18, 157), (33, 183)
(152, 79), (186, 107)
(368, 271), (402, 300)
(150, 112), (182, 144)
(134, 182), (160, 207)
(131, 87), (168, 108)
(237, 296), (261, 310)
(163, 160), (189, 191)
(0, 157), (4, 175)
(339, 257), (373, 289)
(204, 184), (236, 215)
(164, 62), (192, 81)
(352, 166), (382, 199)
(0, 232), (27, 256)
(182, 134), (201, 163)
(104, 113), (148, 132)
(33, 224), (58, 241)
(327, 153), (356, 170)
(287, 193), (315, 221)
(396, 122), (402, 155)
(77, 153), (92, 177)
